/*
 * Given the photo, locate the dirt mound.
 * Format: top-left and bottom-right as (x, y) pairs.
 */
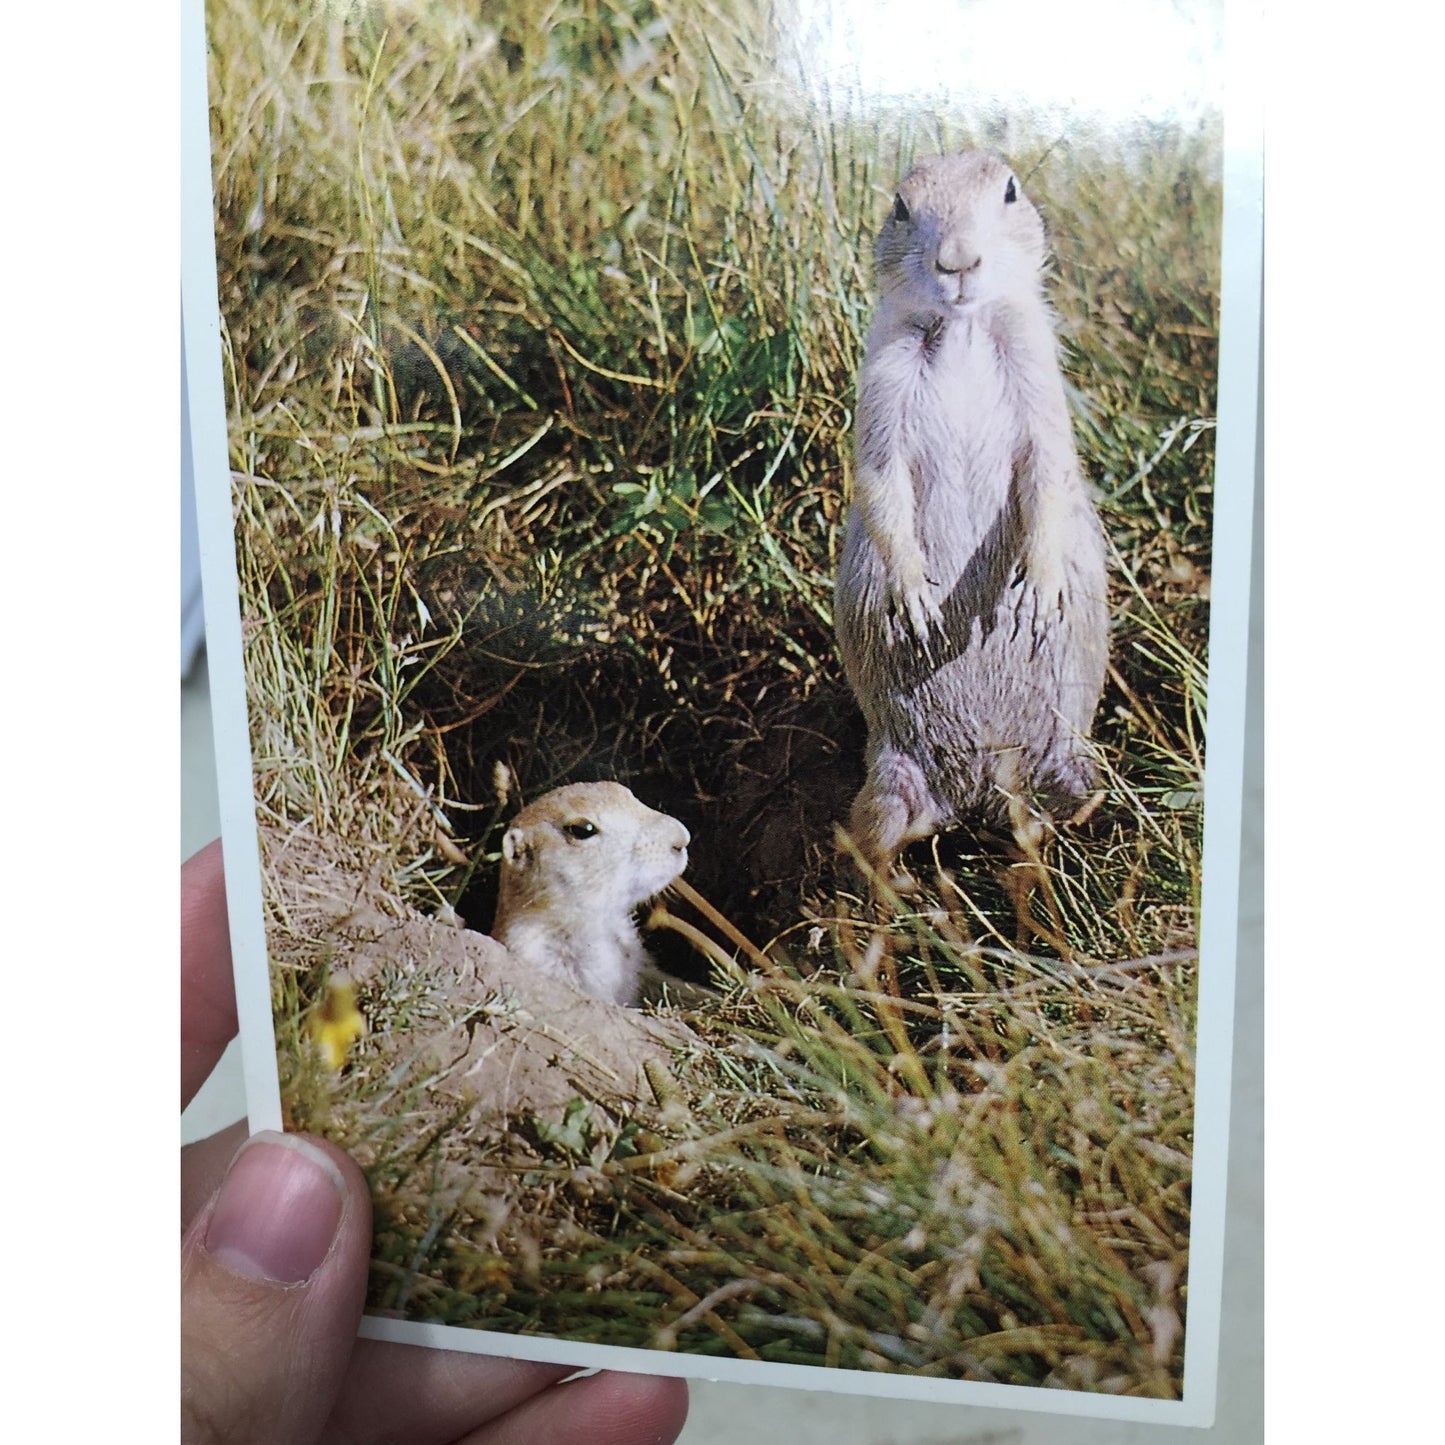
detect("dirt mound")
(260, 821), (699, 1209)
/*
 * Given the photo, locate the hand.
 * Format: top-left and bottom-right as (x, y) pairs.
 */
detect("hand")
(181, 840), (690, 1444)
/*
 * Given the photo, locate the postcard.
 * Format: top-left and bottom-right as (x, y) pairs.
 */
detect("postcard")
(183, 0), (1261, 1424)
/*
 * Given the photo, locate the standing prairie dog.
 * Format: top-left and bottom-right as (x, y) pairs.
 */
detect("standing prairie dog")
(491, 781), (690, 1006)
(834, 151), (1109, 877)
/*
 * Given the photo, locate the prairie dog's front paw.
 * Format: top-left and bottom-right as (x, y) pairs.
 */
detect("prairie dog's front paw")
(886, 557), (943, 648)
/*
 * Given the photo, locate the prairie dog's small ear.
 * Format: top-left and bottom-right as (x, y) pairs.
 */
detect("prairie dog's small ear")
(502, 827), (530, 867)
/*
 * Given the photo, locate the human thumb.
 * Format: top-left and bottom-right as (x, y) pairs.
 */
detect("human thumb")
(181, 1130), (373, 1445)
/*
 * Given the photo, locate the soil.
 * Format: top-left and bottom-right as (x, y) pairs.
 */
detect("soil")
(261, 821), (699, 1187)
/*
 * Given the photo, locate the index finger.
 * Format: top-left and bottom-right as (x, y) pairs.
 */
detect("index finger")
(182, 839), (238, 1109)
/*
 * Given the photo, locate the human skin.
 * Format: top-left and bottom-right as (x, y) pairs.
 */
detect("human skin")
(181, 840), (690, 1445)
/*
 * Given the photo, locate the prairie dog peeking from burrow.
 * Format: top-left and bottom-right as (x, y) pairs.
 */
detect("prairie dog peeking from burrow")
(834, 150), (1109, 877)
(490, 781), (690, 1006)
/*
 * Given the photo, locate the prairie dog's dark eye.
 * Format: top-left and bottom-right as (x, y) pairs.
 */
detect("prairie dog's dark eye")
(1004, 176), (1018, 204)
(563, 820), (598, 840)
(891, 194), (910, 223)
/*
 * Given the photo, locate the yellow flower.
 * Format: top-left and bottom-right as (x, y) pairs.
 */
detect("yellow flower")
(309, 980), (366, 1070)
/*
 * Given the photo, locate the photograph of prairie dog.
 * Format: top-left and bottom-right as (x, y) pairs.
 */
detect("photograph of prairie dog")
(491, 781), (691, 1006)
(200, 0), (1246, 1401)
(834, 150), (1110, 875)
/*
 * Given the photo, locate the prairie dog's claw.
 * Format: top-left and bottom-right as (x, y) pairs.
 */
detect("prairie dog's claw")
(909, 583), (944, 635)
(887, 570), (943, 651)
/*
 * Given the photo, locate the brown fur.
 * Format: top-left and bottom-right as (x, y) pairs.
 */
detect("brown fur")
(492, 781), (690, 1005)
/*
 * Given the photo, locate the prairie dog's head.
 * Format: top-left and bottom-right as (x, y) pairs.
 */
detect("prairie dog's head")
(875, 151), (1047, 313)
(498, 781), (690, 916)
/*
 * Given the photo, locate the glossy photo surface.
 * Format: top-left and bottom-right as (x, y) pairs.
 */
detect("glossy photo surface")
(186, 0), (1259, 1422)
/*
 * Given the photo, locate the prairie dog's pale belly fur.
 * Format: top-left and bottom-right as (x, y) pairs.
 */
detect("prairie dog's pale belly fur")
(857, 313), (1021, 583)
(835, 151), (1108, 868)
